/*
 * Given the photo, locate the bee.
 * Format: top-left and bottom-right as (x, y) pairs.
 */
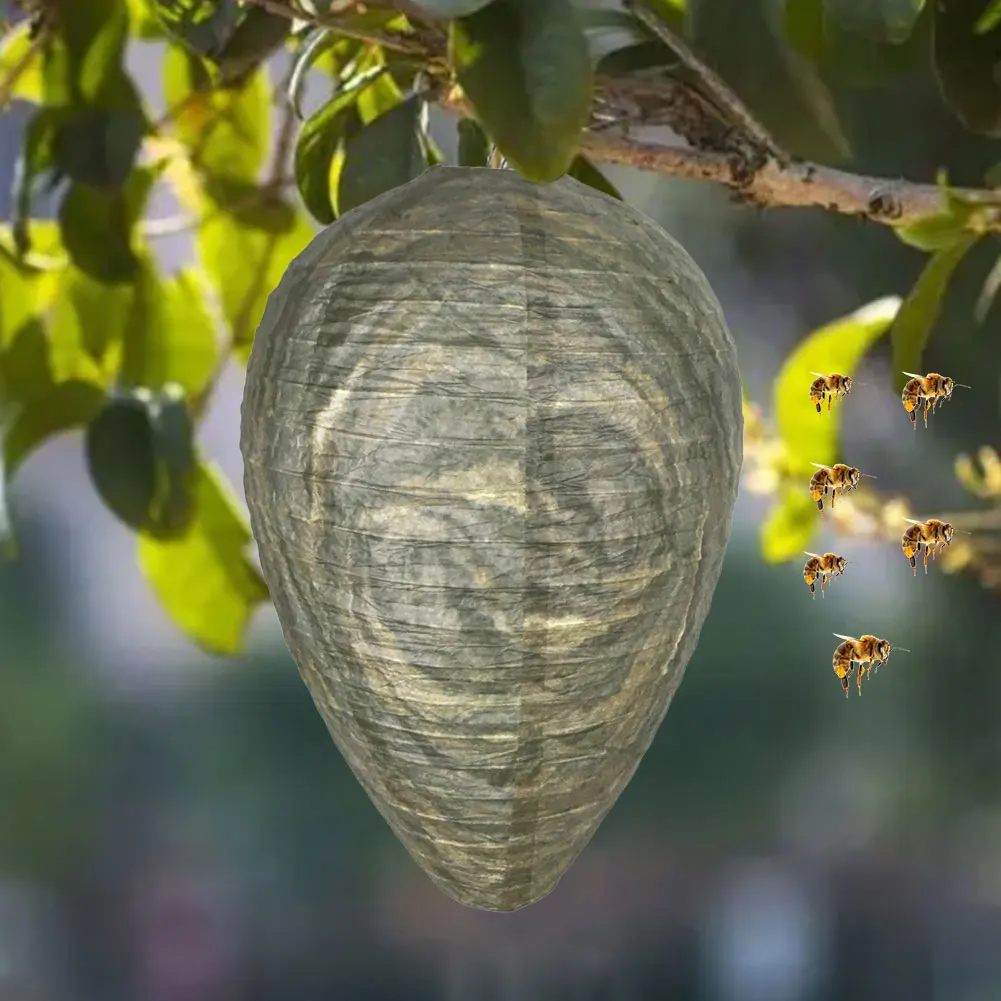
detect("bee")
(808, 462), (875, 511)
(809, 372), (853, 414)
(900, 517), (956, 576)
(802, 551), (848, 598)
(900, 372), (970, 430)
(831, 633), (909, 697)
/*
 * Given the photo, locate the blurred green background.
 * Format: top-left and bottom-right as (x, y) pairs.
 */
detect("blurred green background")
(4, 1), (1001, 1000)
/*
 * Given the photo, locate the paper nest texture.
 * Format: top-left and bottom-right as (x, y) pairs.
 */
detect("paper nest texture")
(240, 166), (743, 910)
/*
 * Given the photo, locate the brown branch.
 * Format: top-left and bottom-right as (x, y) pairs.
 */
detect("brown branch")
(243, 0), (1001, 234)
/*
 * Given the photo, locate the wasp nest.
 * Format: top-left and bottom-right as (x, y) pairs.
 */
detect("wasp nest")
(240, 166), (743, 911)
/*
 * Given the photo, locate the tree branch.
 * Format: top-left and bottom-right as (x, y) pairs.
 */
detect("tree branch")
(246, 0), (1001, 235)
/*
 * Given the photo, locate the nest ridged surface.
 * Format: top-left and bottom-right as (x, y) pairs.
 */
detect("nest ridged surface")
(240, 166), (743, 910)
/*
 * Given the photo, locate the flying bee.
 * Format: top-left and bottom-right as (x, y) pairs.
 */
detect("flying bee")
(900, 372), (970, 430)
(831, 633), (910, 697)
(809, 372), (853, 414)
(808, 462), (875, 511)
(802, 551), (848, 598)
(900, 517), (959, 576)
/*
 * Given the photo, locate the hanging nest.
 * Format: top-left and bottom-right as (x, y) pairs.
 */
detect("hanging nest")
(240, 166), (743, 911)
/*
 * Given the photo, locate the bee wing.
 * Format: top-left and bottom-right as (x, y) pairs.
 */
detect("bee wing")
(809, 462), (831, 470)
(902, 372), (924, 379)
(810, 372), (828, 379)
(803, 551), (822, 558)
(832, 632), (858, 642)
(902, 518), (924, 525)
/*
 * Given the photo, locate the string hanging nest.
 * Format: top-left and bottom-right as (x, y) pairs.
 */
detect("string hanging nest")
(240, 165), (743, 911)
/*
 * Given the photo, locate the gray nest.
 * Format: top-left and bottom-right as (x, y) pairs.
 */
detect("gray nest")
(240, 166), (743, 911)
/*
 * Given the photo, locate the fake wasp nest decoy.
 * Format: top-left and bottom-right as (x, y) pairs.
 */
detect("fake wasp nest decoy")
(240, 165), (743, 911)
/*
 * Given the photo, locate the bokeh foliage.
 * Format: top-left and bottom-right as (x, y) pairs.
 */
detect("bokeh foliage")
(3, 0), (1001, 652)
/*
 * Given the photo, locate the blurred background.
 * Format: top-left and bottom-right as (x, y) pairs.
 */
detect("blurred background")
(3, 4), (1001, 1001)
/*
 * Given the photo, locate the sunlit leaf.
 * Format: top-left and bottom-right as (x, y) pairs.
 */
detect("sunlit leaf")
(760, 488), (817, 564)
(449, 0), (593, 182)
(890, 234), (981, 393)
(0, 22), (44, 104)
(294, 85), (367, 223)
(127, 0), (170, 39)
(976, 0), (1001, 34)
(774, 295), (901, 474)
(197, 182), (314, 361)
(332, 95), (427, 217)
(120, 258), (220, 398)
(163, 45), (271, 180)
(138, 460), (269, 655)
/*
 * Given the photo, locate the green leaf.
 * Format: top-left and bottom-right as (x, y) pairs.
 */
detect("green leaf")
(783, 0), (928, 88)
(10, 110), (60, 258)
(4, 380), (106, 478)
(933, 0), (1001, 136)
(197, 183), (314, 360)
(821, 0), (925, 43)
(138, 460), (269, 655)
(0, 245), (60, 352)
(151, 0), (243, 59)
(895, 175), (981, 251)
(294, 87), (365, 224)
(688, 0), (850, 161)
(782, 0), (826, 61)
(457, 116), (490, 166)
(332, 95), (428, 218)
(149, 384), (197, 536)
(53, 103), (146, 190)
(449, 0), (593, 182)
(579, 2), (685, 33)
(58, 183), (137, 284)
(43, 0), (131, 106)
(212, 5), (290, 82)
(594, 40), (678, 76)
(412, 0), (497, 13)
(566, 154), (622, 199)
(0, 22), (44, 104)
(120, 258), (220, 398)
(976, 0), (1001, 34)
(773, 295), (901, 473)
(760, 489), (818, 564)
(163, 45), (271, 180)
(127, 0), (170, 39)
(889, 234), (981, 393)
(85, 392), (160, 531)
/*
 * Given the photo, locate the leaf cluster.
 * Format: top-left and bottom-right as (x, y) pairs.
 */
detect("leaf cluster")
(5, 0), (1001, 653)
